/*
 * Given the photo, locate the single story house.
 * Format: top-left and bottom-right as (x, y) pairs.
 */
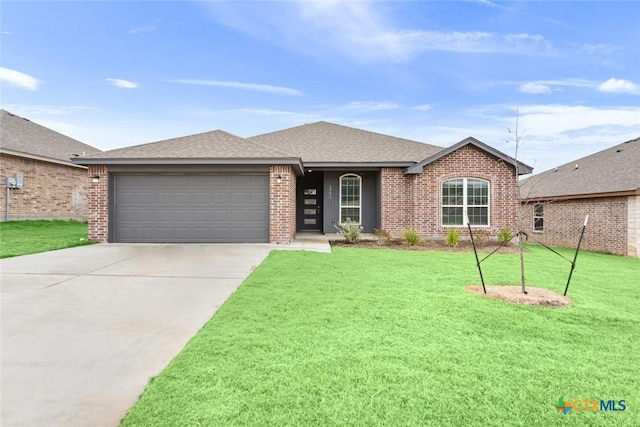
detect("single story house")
(0, 109), (101, 221)
(520, 137), (639, 257)
(73, 121), (531, 244)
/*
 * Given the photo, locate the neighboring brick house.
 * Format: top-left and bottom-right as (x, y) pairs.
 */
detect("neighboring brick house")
(73, 122), (531, 244)
(0, 109), (101, 221)
(519, 137), (640, 257)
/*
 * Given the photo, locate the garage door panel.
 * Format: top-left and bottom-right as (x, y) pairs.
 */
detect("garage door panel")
(174, 210), (193, 221)
(251, 192), (268, 203)
(250, 209), (268, 221)
(250, 228), (268, 240)
(212, 193), (229, 203)
(231, 192), (249, 203)
(114, 174), (269, 243)
(193, 210), (210, 221)
(175, 193), (192, 204)
(155, 210), (174, 221)
(231, 210), (248, 221)
(193, 192), (212, 203)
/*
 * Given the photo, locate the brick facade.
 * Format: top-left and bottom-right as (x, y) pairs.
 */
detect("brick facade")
(520, 196), (633, 256)
(381, 145), (519, 239)
(87, 165), (109, 242)
(0, 153), (89, 221)
(269, 165), (297, 244)
(380, 167), (412, 233)
(629, 196), (639, 257)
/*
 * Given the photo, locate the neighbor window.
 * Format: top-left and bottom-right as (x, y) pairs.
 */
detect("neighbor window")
(442, 178), (489, 226)
(533, 204), (544, 232)
(340, 174), (361, 223)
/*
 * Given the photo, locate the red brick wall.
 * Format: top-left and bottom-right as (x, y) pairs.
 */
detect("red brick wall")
(269, 165), (296, 243)
(87, 165), (109, 242)
(381, 145), (519, 239)
(380, 167), (412, 234)
(0, 153), (89, 221)
(520, 197), (629, 256)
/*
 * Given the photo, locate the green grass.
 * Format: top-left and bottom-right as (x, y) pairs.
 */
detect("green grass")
(0, 220), (93, 258)
(121, 246), (640, 427)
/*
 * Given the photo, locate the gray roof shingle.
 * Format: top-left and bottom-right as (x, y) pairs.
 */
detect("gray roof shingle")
(76, 129), (292, 160)
(248, 121), (443, 163)
(0, 109), (100, 165)
(520, 137), (640, 199)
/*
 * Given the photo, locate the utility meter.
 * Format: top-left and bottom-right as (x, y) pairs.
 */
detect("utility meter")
(6, 174), (23, 189)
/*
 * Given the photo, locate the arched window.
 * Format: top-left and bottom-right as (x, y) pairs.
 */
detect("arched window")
(442, 178), (489, 226)
(339, 174), (361, 224)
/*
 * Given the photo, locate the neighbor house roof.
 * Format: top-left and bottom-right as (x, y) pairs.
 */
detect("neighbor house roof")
(405, 136), (533, 176)
(248, 121), (443, 166)
(520, 137), (640, 200)
(0, 109), (100, 167)
(73, 129), (304, 173)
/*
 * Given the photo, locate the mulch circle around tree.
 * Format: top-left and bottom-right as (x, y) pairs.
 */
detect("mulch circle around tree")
(465, 285), (572, 307)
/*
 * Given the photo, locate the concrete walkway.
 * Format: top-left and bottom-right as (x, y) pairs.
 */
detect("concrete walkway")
(0, 244), (277, 427)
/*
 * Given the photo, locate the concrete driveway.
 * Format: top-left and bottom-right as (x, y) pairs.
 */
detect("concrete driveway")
(0, 243), (274, 427)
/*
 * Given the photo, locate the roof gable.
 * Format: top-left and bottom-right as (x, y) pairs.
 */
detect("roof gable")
(248, 121), (442, 164)
(405, 136), (533, 175)
(520, 137), (640, 199)
(0, 109), (100, 165)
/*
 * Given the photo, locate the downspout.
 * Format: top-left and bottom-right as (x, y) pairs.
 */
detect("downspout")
(5, 186), (10, 221)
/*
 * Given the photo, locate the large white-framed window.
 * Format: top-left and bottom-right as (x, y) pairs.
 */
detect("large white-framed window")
(533, 203), (544, 232)
(339, 173), (361, 224)
(442, 178), (489, 226)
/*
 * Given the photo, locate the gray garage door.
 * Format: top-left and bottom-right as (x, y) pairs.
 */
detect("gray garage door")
(114, 174), (269, 243)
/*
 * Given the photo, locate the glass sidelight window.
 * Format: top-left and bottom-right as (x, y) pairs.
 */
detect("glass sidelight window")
(339, 174), (361, 223)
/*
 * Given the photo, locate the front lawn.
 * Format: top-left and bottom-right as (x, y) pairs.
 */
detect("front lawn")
(0, 220), (93, 258)
(121, 246), (639, 426)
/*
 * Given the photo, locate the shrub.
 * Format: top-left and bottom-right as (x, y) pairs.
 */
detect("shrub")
(472, 229), (490, 248)
(334, 219), (363, 244)
(445, 228), (460, 247)
(403, 229), (421, 246)
(373, 228), (391, 246)
(497, 227), (513, 246)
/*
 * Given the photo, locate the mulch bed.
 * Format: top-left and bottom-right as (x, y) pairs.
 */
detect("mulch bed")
(466, 285), (572, 307)
(330, 239), (523, 254)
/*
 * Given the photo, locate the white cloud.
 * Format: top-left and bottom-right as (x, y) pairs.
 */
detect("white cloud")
(106, 78), (139, 89)
(129, 25), (156, 34)
(517, 78), (599, 94)
(578, 43), (619, 55)
(168, 79), (303, 96)
(597, 78), (640, 95)
(2, 104), (99, 116)
(412, 104), (432, 111)
(519, 82), (552, 94)
(0, 67), (39, 90)
(202, 1), (554, 63)
(341, 101), (399, 112)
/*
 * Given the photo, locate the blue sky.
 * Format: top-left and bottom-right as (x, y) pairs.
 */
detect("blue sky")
(1, 0), (639, 173)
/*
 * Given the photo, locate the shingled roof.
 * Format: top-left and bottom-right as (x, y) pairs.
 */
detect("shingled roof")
(0, 109), (100, 166)
(73, 129), (303, 171)
(520, 137), (640, 200)
(248, 121), (443, 165)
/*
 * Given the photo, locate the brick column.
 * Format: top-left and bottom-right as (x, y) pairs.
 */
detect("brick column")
(380, 167), (411, 237)
(87, 165), (109, 242)
(269, 165), (296, 243)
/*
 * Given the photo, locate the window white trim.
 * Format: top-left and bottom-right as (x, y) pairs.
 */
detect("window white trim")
(441, 178), (490, 227)
(533, 203), (544, 232)
(339, 173), (362, 224)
